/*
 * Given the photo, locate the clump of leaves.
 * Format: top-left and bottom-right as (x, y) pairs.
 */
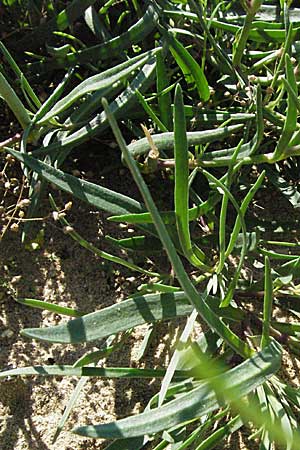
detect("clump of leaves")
(1, 1), (300, 449)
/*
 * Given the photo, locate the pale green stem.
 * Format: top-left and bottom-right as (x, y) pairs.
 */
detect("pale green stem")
(233, 0), (262, 67)
(0, 72), (31, 129)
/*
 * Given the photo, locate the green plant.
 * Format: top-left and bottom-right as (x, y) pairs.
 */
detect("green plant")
(1, 1), (300, 449)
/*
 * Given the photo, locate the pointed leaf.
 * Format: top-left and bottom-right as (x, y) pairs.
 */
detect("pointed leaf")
(73, 341), (281, 439)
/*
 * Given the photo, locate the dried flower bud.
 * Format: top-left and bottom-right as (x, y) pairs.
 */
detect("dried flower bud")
(64, 201), (72, 211)
(11, 275), (21, 284)
(5, 154), (15, 164)
(10, 223), (19, 233)
(18, 199), (31, 209)
(4, 181), (10, 189)
(63, 226), (74, 234)
(52, 211), (59, 221)
(248, 75), (257, 83)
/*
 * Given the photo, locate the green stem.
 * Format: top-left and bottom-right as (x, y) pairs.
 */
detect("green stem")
(233, 0), (262, 67)
(0, 72), (31, 129)
(156, 146), (300, 169)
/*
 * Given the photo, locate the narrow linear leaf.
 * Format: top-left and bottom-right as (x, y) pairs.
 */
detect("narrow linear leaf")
(38, 50), (159, 124)
(127, 125), (243, 159)
(156, 49), (172, 130)
(0, 365), (193, 379)
(158, 308), (198, 407)
(32, 56), (158, 157)
(195, 415), (243, 450)
(174, 83), (208, 269)
(21, 292), (244, 344)
(108, 193), (221, 225)
(6, 149), (145, 217)
(261, 257), (273, 349)
(15, 298), (84, 318)
(273, 54), (298, 160)
(166, 32), (210, 101)
(72, 341), (281, 439)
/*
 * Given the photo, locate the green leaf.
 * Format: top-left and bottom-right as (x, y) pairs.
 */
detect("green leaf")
(127, 125), (243, 160)
(158, 309), (198, 407)
(156, 49), (172, 130)
(108, 193), (221, 225)
(0, 72), (31, 129)
(174, 83), (208, 269)
(194, 415), (243, 450)
(0, 365), (193, 380)
(261, 257), (273, 349)
(15, 298), (84, 318)
(273, 53), (298, 160)
(21, 292), (244, 344)
(37, 50), (159, 124)
(72, 341), (281, 439)
(166, 33), (210, 101)
(6, 149), (145, 217)
(32, 55), (158, 158)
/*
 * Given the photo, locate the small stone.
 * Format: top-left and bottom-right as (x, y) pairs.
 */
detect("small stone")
(11, 275), (22, 285)
(1, 329), (14, 338)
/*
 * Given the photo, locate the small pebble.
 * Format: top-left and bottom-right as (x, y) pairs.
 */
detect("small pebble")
(1, 329), (14, 338)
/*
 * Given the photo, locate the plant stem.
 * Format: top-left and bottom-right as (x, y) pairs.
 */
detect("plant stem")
(155, 146), (300, 170)
(0, 72), (31, 129)
(233, 0), (262, 67)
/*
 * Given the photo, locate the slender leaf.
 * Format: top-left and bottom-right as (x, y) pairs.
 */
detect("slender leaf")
(0, 365), (194, 380)
(72, 341), (281, 438)
(174, 83), (208, 269)
(15, 298), (84, 318)
(261, 257), (273, 349)
(166, 32), (210, 101)
(21, 292), (244, 344)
